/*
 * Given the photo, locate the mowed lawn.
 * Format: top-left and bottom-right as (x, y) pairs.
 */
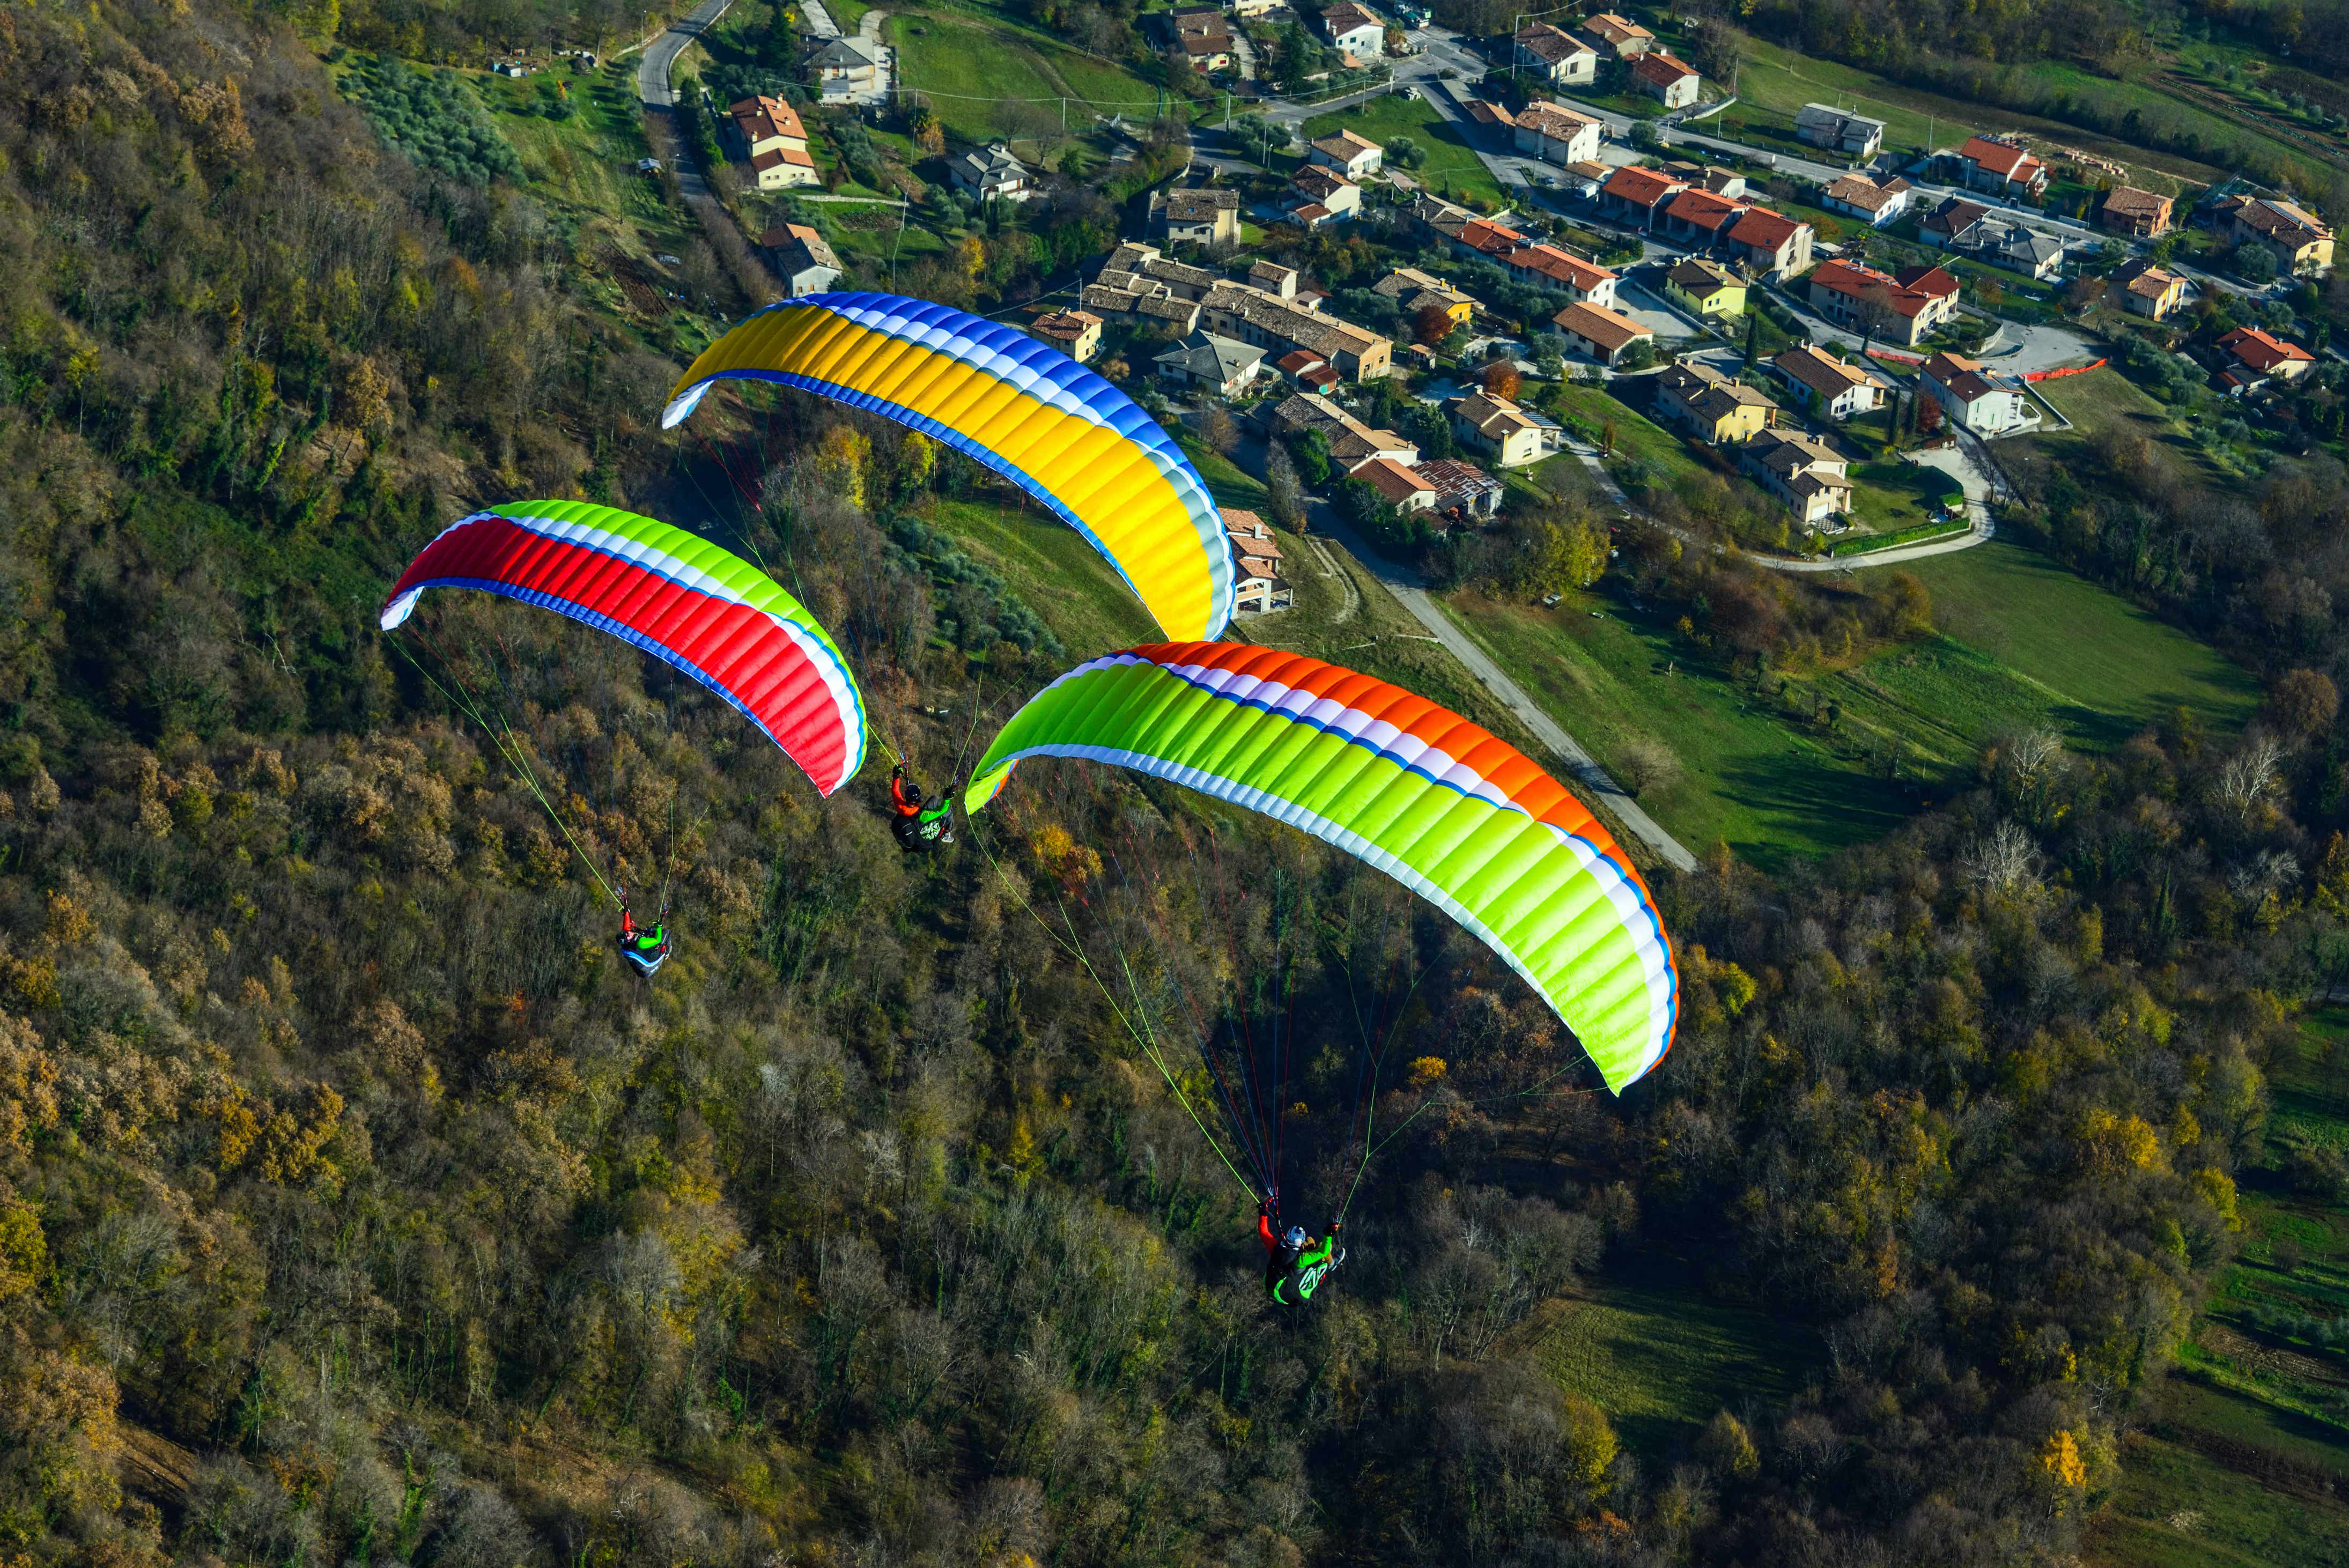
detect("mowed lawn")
(1300, 94), (1505, 208)
(1899, 542), (2261, 749)
(1847, 459), (1962, 536)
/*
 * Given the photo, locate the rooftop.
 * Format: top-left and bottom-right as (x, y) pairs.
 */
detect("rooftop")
(1772, 344), (1879, 398)
(1553, 299), (1650, 352)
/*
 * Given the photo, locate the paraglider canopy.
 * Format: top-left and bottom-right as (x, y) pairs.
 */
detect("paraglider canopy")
(661, 292), (1235, 644)
(966, 643), (1678, 1091)
(381, 500), (867, 798)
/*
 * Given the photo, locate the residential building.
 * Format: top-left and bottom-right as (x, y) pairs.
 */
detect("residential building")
(806, 35), (883, 103)
(1794, 103), (1885, 159)
(1252, 261), (1302, 299)
(1513, 100), (1605, 167)
(1451, 389), (1564, 467)
(1462, 98), (1516, 136)
(1770, 345), (1886, 420)
(1653, 360), (1778, 445)
(1633, 51), (1700, 109)
(1513, 22), (1598, 85)
(1820, 172), (1912, 227)
(1099, 243), (1222, 301)
(1155, 331), (1268, 397)
(1663, 256), (1744, 320)
(757, 223), (843, 296)
(1319, 1), (1385, 57)
(950, 142), (1033, 202)
(1661, 188), (1752, 247)
(726, 94), (817, 189)
(1026, 308), (1102, 363)
(1079, 253), (1206, 332)
(1308, 129), (1384, 179)
(1740, 428), (1852, 524)
(1500, 245), (1618, 307)
(1560, 158), (1611, 199)
(1373, 267), (1478, 326)
(1447, 216), (1528, 262)
(1945, 214), (2064, 279)
(1358, 456), (1439, 513)
(2099, 185), (2173, 238)
(1157, 7), (1235, 71)
(1222, 509), (1293, 616)
(1233, 0), (1281, 16)
(1807, 258), (1960, 345)
(1270, 392), (1417, 467)
(1288, 164), (1362, 225)
(1204, 283), (1394, 379)
(1552, 300), (1653, 365)
(1598, 164), (1687, 229)
(2110, 258), (2185, 322)
(1723, 208), (1814, 280)
(1578, 11), (1654, 57)
(2225, 197), (2335, 276)
(1922, 351), (2040, 435)
(1918, 195), (1992, 248)
(2215, 326), (2317, 394)
(1953, 134), (2048, 199)
(1153, 186), (1242, 247)
(1417, 459), (1506, 521)
(1275, 350), (1340, 394)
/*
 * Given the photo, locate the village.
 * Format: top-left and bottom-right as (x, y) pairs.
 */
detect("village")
(675, 0), (2334, 611)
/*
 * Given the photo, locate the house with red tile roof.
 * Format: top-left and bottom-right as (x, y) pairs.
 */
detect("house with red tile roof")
(1954, 135), (2048, 198)
(1723, 208), (1815, 279)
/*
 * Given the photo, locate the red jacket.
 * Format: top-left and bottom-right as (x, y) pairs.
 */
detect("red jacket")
(889, 775), (920, 818)
(1258, 1212), (1278, 1254)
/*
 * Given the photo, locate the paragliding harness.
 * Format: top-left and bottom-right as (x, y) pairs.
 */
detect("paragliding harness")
(1260, 1198), (1345, 1306)
(616, 886), (671, 978)
(890, 764), (957, 853)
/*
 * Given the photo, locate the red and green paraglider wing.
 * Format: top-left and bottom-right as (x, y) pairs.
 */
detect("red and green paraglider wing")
(381, 500), (866, 796)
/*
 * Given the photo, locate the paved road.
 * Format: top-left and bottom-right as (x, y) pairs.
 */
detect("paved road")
(1308, 501), (1698, 872)
(638, 0), (734, 108)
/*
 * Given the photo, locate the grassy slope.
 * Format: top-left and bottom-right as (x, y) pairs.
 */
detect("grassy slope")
(926, 497), (1157, 659)
(889, 6), (1159, 146)
(1442, 536), (2257, 869)
(1518, 1269), (1822, 1455)
(1719, 31), (2228, 195)
(2029, 366), (2233, 488)
(1443, 591), (1916, 868)
(1299, 94), (1506, 208)
(1897, 542), (2261, 750)
(2087, 1013), (2349, 1567)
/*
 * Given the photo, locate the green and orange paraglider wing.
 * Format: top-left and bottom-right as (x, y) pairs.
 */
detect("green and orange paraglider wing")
(966, 645), (1678, 1091)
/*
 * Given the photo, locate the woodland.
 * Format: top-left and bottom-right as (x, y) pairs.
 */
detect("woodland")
(0, 1), (2345, 1566)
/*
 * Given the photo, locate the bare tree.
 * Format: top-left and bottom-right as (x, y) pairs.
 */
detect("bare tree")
(2213, 733), (2286, 827)
(1960, 820), (2040, 893)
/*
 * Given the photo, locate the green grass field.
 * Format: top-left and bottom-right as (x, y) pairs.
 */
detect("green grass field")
(1899, 542), (2261, 749)
(1444, 592), (1917, 867)
(1522, 1271), (1820, 1454)
(889, 7), (1160, 146)
(1441, 536), (2257, 868)
(2028, 367), (2233, 487)
(1302, 95), (1508, 208)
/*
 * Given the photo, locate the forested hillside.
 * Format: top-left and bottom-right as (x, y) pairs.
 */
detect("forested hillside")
(0, 1), (2343, 1565)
